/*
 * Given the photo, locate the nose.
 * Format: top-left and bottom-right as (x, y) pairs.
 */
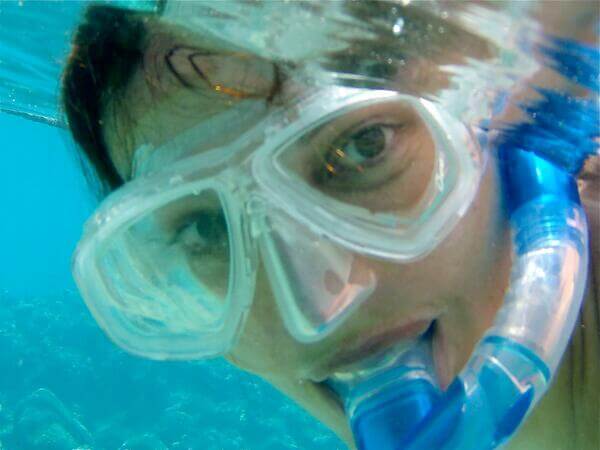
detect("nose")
(255, 205), (378, 343)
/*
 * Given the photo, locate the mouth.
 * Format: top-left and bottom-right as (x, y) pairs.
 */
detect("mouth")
(309, 317), (440, 410)
(291, 317), (451, 447)
(311, 317), (436, 382)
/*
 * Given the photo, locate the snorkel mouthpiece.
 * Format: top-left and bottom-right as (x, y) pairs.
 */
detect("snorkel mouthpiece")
(342, 150), (589, 450)
(350, 376), (439, 450)
(326, 339), (441, 450)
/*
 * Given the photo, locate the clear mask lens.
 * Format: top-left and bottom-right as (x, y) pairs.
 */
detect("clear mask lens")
(256, 93), (479, 262)
(258, 208), (378, 342)
(277, 99), (439, 219)
(78, 188), (239, 359)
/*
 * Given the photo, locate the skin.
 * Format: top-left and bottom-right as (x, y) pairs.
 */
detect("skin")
(95, 3), (598, 449)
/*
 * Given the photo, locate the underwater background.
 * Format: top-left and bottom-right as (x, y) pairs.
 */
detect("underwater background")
(0, 114), (344, 450)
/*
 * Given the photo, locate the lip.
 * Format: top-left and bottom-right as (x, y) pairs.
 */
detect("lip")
(309, 317), (436, 383)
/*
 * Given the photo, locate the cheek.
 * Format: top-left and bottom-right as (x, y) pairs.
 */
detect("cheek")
(351, 159), (509, 323)
(225, 266), (306, 377)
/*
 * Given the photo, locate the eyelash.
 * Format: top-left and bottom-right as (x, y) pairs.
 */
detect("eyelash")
(266, 63), (283, 103)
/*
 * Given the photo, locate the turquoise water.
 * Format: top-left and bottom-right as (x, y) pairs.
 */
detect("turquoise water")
(0, 1), (343, 448)
(0, 2), (80, 125)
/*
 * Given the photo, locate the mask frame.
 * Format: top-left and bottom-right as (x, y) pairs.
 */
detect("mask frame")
(72, 86), (485, 359)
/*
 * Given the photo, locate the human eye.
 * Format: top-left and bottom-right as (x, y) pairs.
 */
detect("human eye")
(312, 122), (406, 190)
(173, 209), (230, 258)
(278, 100), (437, 212)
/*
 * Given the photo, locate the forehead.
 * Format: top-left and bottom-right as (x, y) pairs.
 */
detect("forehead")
(104, 1), (520, 180)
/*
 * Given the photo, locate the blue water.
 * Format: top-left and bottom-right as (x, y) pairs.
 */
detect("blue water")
(0, 114), (344, 449)
(0, 2), (81, 125)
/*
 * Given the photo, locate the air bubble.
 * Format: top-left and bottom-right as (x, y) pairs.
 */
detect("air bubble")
(392, 17), (405, 35)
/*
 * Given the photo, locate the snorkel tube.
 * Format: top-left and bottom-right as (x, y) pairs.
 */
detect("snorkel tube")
(336, 134), (591, 450)
(335, 86), (595, 448)
(402, 150), (588, 450)
(336, 139), (590, 450)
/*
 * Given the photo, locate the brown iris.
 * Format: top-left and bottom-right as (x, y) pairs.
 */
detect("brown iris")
(319, 125), (388, 180)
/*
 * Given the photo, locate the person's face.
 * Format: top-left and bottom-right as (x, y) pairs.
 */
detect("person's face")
(102, 3), (513, 445)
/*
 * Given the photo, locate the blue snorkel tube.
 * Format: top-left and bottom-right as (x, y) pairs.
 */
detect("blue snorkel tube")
(340, 141), (590, 450)
(395, 41), (598, 446)
(401, 151), (588, 450)
(338, 133), (591, 450)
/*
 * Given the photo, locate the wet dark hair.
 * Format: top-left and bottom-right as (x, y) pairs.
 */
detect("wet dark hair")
(62, 5), (148, 195)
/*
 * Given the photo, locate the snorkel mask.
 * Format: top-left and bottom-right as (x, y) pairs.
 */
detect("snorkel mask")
(73, 1), (597, 449)
(73, 86), (483, 357)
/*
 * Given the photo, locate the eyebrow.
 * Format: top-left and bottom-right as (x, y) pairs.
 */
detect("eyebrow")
(165, 46), (193, 88)
(165, 45), (214, 89)
(164, 44), (285, 102)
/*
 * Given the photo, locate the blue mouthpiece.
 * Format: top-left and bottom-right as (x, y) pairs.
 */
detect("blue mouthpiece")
(351, 373), (439, 450)
(326, 338), (441, 450)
